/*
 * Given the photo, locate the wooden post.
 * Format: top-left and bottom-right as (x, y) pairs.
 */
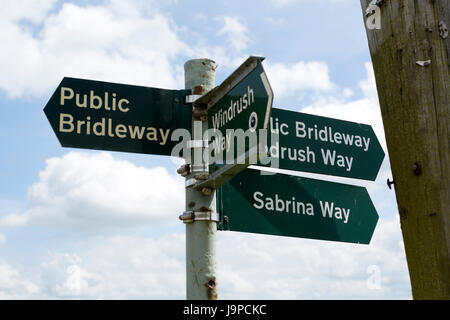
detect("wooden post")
(360, 0), (450, 299)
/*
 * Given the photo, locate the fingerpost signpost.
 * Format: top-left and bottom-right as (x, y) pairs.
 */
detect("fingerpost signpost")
(44, 77), (191, 156)
(217, 169), (379, 244)
(44, 56), (385, 300)
(193, 57), (273, 190)
(263, 108), (385, 180)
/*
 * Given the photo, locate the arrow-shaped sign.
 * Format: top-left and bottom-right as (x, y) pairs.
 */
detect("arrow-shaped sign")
(260, 108), (385, 181)
(44, 77), (191, 156)
(194, 56), (274, 189)
(217, 168), (379, 244)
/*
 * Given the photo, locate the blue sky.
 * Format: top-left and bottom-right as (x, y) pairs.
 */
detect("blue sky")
(0, 0), (412, 299)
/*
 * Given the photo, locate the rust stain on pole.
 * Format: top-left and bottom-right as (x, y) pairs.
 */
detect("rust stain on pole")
(205, 278), (218, 300)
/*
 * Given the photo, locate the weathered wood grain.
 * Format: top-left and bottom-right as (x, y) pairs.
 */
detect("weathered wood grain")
(360, 0), (449, 299)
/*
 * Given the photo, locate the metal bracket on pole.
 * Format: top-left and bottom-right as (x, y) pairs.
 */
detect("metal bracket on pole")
(185, 94), (208, 120)
(186, 140), (209, 174)
(185, 178), (199, 188)
(184, 94), (203, 104)
(177, 164), (190, 177)
(179, 211), (220, 223)
(186, 140), (209, 149)
(178, 164), (209, 178)
(190, 164), (209, 173)
(193, 108), (208, 120)
(177, 140), (210, 179)
(185, 173), (210, 188)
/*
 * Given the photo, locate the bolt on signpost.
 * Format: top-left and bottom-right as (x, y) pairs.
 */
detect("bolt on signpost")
(44, 55), (384, 300)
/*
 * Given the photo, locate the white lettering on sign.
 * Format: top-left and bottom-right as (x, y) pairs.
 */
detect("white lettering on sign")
(60, 87), (130, 113)
(265, 117), (375, 173)
(253, 191), (314, 216)
(320, 149), (353, 172)
(270, 117), (289, 135)
(319, 200), (350, 224)
(268, 142), (316, 164)
(295, 121), (371, 152)
(211, 130), (233, 154)
(252, 191), (351, 224)
(58, 113), (171, 145)
(211, 86), (255, 130)
(57, 87), (171, 145)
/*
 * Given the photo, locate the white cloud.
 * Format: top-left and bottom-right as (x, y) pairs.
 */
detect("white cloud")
(0, 215), (28, 228)
(0, 217), (409, 299)
(0, 233), (184, 299)
(0, 1), (272, 99)
(265, 61), (334, 97)
(0, 144), (406, 299)
(216, 16), (249, 52)
(264, 16), (285, 27)
(0, 1), (341, 99)
(0, 152), (184, 232)
(0, 232), (5, 246)
(0, 0), (57, 23)
(343, 88), (355, 97)
(301, 63), (385, 151)
(270, 0), (300, 6)
(37, 253), (96, 297)
(0, 261), (39, 298)
(0, 1), (192, 98)
(35, 233), (185, 299)
(217, 216), (410, 299)
(270, 0), (351, 7)
(185, 16), (251, 73)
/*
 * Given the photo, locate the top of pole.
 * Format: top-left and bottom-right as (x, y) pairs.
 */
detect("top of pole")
(184, 58), (217, 93)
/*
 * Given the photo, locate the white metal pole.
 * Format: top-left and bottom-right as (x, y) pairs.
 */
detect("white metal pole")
(183, 58), (218, 300)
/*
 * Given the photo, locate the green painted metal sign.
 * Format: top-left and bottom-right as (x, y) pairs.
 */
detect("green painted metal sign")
(217, 169), (379, 244)
(194, 56), (273, 189)
(44, 77), (191, 156)
(260, 108), (385, 181)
